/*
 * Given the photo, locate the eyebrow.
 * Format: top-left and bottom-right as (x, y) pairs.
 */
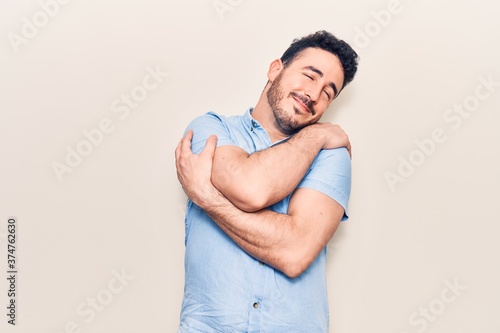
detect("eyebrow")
(303, 65), (339, 97)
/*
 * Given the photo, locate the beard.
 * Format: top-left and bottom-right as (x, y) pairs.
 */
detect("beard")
(266, 72), (317, 136)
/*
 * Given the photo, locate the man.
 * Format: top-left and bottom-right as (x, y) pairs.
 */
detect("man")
(175, 30), (358, 332)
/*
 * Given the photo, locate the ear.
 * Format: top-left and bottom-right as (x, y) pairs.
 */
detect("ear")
(267, 59), (283, 82)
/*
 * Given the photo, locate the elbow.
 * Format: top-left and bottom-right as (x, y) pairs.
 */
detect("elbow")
(282, 261), (309, 279)
(273, 230), (318, 278)
(228, 186), (271, 213)
(280, 253), (314, 279)
(212, 173), (271, 212)
(235, 196), (269, 212)
(282, 266), (304, 279)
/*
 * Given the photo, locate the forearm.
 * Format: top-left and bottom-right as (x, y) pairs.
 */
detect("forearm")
(212, 125), (324, 211)
(175, 127), (344, 278)
(195, 186), (312, 278)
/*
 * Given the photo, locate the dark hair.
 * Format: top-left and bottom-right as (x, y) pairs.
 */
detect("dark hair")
(280, 30), (359, 90)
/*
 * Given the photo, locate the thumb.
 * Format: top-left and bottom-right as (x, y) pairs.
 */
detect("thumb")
(201, 135), (218, 159)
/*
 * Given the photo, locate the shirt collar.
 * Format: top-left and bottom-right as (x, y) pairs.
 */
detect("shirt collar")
(244, 107), (291, 146)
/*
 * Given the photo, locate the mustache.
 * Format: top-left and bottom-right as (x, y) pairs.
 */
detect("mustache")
(290, 92), (315, 115)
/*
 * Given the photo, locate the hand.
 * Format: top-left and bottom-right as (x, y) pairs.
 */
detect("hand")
(175, 130), (219, 207)
(310, 122), (351, 157)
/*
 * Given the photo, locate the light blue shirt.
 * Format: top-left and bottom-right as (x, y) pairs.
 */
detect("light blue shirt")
(178, 109), (351, 333)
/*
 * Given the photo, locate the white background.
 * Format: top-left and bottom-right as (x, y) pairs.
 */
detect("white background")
(1, 0), (499, 332)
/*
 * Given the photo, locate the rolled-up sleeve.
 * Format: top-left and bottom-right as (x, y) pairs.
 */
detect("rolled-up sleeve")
(185, 112), (237, 154)
(296, 147), (352, 221)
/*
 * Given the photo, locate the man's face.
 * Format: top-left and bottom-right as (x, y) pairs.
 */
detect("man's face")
(266, 47), (345, 135)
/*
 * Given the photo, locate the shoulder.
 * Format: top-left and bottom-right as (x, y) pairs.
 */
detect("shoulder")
(185, 112), (240, 153)
(185, 112), (234, 140)
(312, 147), (351, 175)
(186, 111), (229, 130)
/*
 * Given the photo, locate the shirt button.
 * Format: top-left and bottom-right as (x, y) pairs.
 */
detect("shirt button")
(259, 261), (264, 266)
(253, 302), (259, 309)
(252, 121), (258, 127)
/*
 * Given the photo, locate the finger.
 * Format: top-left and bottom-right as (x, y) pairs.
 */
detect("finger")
(184, 129), (193, 140)
(175, 131), (190, 161)
(201, 135), (218, 159)
(175, 146), (180, 171)
(180, 130), (194, 154)
(175, 139), (182, 161)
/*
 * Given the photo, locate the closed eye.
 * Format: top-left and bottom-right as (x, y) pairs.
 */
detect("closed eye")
(304, 71), (333, 100)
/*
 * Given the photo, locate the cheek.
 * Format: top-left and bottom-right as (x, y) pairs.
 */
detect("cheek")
(293, 78), (310, 91)
(314, 104), (329, 117)
(283, 75), (309, 92)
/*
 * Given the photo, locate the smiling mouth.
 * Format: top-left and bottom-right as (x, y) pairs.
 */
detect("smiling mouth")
(292, 96), (311, 114)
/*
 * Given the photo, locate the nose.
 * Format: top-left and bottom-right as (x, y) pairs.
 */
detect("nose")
(304, 86), (321, 103)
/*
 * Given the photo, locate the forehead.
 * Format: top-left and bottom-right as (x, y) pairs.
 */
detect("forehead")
(288, 47), (345, 87)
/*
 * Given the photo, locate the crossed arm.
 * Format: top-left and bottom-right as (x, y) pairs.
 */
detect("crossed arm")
(175, 123), (350, 278)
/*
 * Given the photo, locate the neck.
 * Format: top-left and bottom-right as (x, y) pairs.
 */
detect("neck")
(251, 87), (289, 143)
